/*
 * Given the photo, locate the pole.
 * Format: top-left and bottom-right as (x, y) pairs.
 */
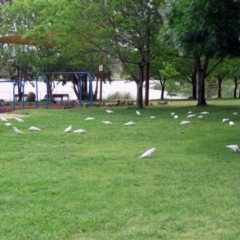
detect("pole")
(145, 62), (150, 106)
(99, 56), (104, 103)
(145, 26), (150, 107)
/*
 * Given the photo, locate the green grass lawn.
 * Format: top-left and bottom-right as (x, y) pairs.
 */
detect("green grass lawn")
(0, 100), (240, 240)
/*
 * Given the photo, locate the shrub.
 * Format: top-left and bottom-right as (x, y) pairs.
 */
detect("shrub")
(106, 91), (133, 100)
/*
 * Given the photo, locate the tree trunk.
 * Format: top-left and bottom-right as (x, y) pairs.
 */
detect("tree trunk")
(195, 56), (207, 106)
(161, 85), (165, 100)
(233, 86), (237, 98)
(233, 78), (237, 98)
(160, 78), (165, 100)
(71, 74), (80, 100)
(48, 82), (53, 100)
(217, 77), (222, 98)
(93, 77), (99, 101)
(191, 69), (197, 99)
(17, 83), (23, 102)
(197, 70), (207, 105)
(136, 81), (143, 108)
(135, 66), (144, 108)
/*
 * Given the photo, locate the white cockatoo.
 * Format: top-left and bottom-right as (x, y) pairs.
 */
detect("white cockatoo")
(201, 111), (209, 114)
(139, 148), (156, 159)
(229, 121), (234, 126)
(136, 111), (141, 115)
(226, 145), (239, 153)
(13, 126), (23, 135)
(64, 125), (72, 133)
(150, 116), (155, 119)
(85, 117), (94, 121)
(4, 122), (12, 126)
(0, 117), (8, 122)
(222, 118), (229, 123)
(174, 115), (178, 119)
(73, 129), (86, 134)
(187, 114), (196, 118)
(102, 121), (112, 125)
(15, 118), (24, 122)
(197, 115), (203, 119)
(125, 121), (135, 126)
(106, 110), (113, 113)
(180, 121), (190, 125)
(28, 126), (41, 131)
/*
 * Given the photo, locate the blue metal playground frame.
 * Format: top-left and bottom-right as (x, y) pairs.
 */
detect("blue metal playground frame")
(35, 72), (93, 108)
(0, 80), (25, 111)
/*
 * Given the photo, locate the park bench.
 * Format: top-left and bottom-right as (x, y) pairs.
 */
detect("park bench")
(158, 101), (168, 105)
(52, 94), (70, 106)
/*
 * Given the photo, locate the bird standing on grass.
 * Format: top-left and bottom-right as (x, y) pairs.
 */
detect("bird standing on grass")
(106, 110), (113, 113)
(73, 129), (86, 134)
(4, 122), (12, 126)
(180, 121), (190, 125)
(187, 114), (196, 118)
(226, 145), (239, 153)
(0, 117), (8, 122)
(229, 121), (234, 126)
(13, 126), (23, 135)
(139, 148), (156, 159)
(136, 111), (141, 115)
(85, 117), (94, 121)
(222, 118), (229, 123)
(15, 118), (24, 122)
(125, 121), (135, 126)
(64, 125), (72, 133)
(29, 126), (41, 131)
(102, 121), (112, 125)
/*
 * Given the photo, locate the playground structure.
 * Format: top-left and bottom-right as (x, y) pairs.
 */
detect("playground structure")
(0, 80), (25, 112)
(0, 72), (94, 112)
(0, 35), (98, 111)
(35, 71), (93, 109)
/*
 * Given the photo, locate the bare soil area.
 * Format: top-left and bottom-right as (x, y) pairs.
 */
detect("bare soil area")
(0, 113), (29, 119)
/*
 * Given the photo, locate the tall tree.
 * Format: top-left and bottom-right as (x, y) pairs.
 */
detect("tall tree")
(0, 0), (114, 101)
(227, 58), (240, 98)
(211, 60), (231, 98)
(49, 0), (163, 108)
(163, 0), (240, 106)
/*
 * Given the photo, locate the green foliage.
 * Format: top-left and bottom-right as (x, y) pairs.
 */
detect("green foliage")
(106, 91), (133, 100)
(159, 61), (179, 79)
(159, 61), (180, 99)
(165, 0), (240, 58)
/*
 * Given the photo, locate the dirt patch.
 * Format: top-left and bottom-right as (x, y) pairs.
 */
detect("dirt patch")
(0, 113), (29, 119)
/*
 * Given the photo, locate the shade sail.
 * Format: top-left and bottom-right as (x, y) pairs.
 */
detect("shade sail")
(0, 35), (55, 47)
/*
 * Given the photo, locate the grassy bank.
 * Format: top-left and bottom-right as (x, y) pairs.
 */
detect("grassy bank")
(0, 100), (240, 239)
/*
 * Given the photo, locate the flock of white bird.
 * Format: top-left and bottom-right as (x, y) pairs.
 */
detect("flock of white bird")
(0, 109), (157, 159)
(171, 110), (239, 153)
(0, 117), (41, 135)
(1, 109), (239, 155)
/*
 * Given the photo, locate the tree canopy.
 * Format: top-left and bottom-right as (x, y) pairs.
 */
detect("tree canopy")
(1, 0), (240, 105)
(163, 0), (240, 105)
